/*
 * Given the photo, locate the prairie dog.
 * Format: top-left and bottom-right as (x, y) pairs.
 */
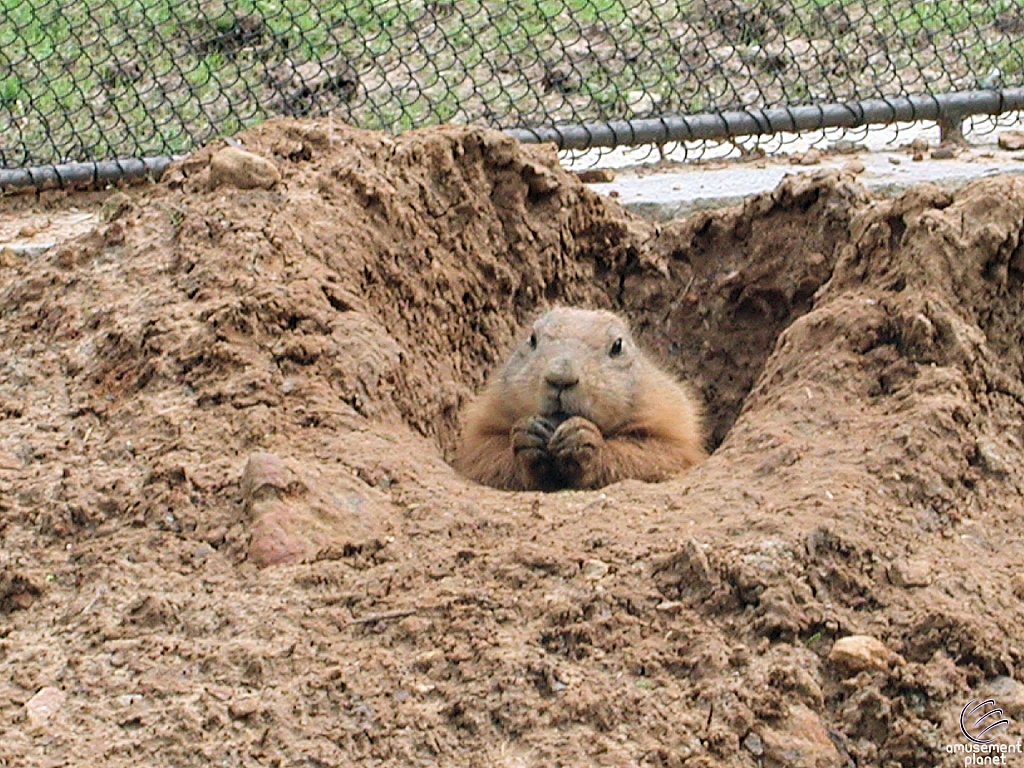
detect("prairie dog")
(454, 307), (705, 491)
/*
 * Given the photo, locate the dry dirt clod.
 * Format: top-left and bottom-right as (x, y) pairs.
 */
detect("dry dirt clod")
(228, 696), (260, 719)
(0, 450), (21, 470)
(831, 139), (859, 154)
(828, 635), (902, 674)
(799, 149), (822, 165)
(242, 452), (390, 568)
(887, 559), (931, 588)
(582, 558), (610, 580)
(574, 168), (616, 183)
(25, 687), (66, 727)
(758, 703), (841, 768)
(209, 146), (282, 190)
(998, 131), (1024, 151)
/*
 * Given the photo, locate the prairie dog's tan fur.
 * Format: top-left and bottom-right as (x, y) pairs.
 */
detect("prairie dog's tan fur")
(454, 307), (705, 491)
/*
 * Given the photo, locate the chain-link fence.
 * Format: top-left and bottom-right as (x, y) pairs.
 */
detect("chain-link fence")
(3, 0), (1024, 175)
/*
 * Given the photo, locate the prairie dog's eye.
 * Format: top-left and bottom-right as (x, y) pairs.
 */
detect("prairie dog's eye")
(609, 337), (623, 357)
(528, 332), (537, 349)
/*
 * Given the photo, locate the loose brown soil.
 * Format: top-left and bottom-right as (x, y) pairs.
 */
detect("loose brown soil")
(3, 118), (1024, 767)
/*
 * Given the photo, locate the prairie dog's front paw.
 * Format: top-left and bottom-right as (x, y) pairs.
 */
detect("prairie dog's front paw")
(511, 415), (558, 478)
(548, 416), (604, 485)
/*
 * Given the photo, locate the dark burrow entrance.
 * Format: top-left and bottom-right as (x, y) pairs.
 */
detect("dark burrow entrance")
(424, 169), (868, 461)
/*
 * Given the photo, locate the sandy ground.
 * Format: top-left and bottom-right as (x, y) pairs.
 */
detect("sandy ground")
(2, 119), (1024, 767)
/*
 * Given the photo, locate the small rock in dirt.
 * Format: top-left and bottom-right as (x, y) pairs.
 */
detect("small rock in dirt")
(17, 224), (38, 238)
(743, 731), (764, 756)
(397, 615), (432, 635)
(652, 538), (717, 601)
(998, 131), (1024, 151)
(910, 137), (930, 152)
(830, 139), (859, 155)
(828, 635), (901, 674)
(243, 452), (387, 567)
(209, 147), (281, 190)
(888, 156), (902, 165)
(930, 147), (956, 160)
(887, 559), (931, 588)
(912, 151), (925, 162)
(759, 703), (840, 768)
(582, 558), (610, 580)
(574, 168), (616, 184)
(522, 162), (560, 196)
(9, 591), (35, 609)
(26, 686), (66, 727)
(843, 160), (865, 174)
(0, 450), (21, 470)
(801, 149), (823, 165)
(242, 452), (297, 502)
(205, 525), (228, 547)
(228, 696), (260, 719)
(975, 438), (1010, 475)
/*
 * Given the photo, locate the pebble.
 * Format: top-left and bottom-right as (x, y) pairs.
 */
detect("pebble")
(0, 450), (22, 470)
(575, 168), (616, 184)
(759, 704), (841, 767)
(998, 131), (1024, 151)
(743, 731), (764, 756)
(26, 686), (66, 727)
(828, 634), (901, 674)
(228, 696), (260, 719)
(887, 559), (931, 588)
(976, 437), (1010, 475)
(931, 147), (956, 160)
(791, 149), (822, 165)
(209, 147), (281, 190)
(582, 558), (610, 580)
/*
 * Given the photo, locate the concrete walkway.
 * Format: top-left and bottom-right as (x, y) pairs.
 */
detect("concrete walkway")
(565, 116), (1024, 219)
(585, 144), (1024, 221)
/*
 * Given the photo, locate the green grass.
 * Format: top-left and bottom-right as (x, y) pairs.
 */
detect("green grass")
(1, 0), (1022, 166)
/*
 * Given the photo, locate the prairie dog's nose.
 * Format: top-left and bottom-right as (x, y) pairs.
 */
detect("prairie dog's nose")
(545, 357), (579, 389)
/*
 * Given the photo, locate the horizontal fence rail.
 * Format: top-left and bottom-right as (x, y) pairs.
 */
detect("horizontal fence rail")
(505, 89), (1024, 150)
(3, 88), (1022, 192)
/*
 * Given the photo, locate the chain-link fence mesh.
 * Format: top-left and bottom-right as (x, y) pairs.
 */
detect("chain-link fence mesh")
(2, 0), (1024, 170)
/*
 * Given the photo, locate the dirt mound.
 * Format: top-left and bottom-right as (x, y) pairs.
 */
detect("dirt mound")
(2, 118), (1024, 766)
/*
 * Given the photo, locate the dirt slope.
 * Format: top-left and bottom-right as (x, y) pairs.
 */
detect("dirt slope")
(2, 119), (1024, 767)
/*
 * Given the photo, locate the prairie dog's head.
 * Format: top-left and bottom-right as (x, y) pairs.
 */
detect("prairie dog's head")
(498, 307), (642, 432)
